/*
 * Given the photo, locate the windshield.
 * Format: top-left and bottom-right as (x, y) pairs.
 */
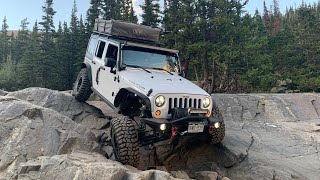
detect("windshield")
(122, 46), (180, 73)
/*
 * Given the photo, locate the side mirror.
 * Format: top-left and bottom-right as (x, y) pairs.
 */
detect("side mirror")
(110, 67), (116, 74)
(104, 57), (116, 68)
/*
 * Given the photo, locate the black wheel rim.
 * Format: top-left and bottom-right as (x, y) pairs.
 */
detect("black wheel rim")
(111, 127), (120, 160)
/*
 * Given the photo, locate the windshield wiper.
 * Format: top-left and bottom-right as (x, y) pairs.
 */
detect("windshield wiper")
(151, 67), (173, 75)
(126, 65), (151, 73)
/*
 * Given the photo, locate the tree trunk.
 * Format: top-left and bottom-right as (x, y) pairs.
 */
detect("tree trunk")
(195, 67), (200, 84)
(212, 60), (218, 93)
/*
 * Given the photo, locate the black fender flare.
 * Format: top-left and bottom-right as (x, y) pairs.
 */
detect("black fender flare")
(114, 88), (152, 108)
(81, 62), (92, 83)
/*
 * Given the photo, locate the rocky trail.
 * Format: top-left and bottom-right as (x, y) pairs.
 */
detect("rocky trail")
(0, 88), (319, 179)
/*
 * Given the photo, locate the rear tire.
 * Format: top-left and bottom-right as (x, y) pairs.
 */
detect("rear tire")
(111, 116), (140, 167)
(74, 68), (92, 102)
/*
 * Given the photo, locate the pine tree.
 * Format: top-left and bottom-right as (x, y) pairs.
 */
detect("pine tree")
(263, 0), (272, 35)
(119, 0), (137, 22)
(272, 0), (282, 35)
(77, 15), (88, 69)
(1, 17), (9, 64)
(101, 0), (112, 19)
(129, 2), (138, 23)
(121, 0), (130, 21)
(101, 0), (122, 19)
(39, 0), (57, 88)
(13, 18), (30, 64)
(55, 22), (72, 90)
(141, 0), (160, 27)
(69, 0), (81, 89)
(162, 0), (181, 46)
(18, 21), (43, 88)
(86, 0), (101, 31)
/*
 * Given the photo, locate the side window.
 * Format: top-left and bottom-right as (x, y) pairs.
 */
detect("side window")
(105, 44), (118, 68)
(96, 41), (106, 58)
(106, 44), (118, 60)
(87, 37), (97, 56)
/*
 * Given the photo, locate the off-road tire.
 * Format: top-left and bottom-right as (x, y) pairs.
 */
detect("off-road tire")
(74, 68), (92, 102)
(208, 124), (225, 144)
(111, 116), (140, 167)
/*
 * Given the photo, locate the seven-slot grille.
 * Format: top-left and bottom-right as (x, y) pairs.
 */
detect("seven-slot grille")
(168, 97), (202, 112)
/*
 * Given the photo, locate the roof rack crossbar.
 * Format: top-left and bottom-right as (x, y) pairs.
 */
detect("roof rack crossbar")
(92, 31), (161, 46)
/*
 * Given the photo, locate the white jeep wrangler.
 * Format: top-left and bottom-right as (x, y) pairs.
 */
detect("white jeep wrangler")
(73, 19), (225, 167)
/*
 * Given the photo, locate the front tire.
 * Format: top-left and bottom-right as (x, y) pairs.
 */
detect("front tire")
(74, 68), (92, 102)
(111, 116), (140, 167)
(208, 124), (225, 144)
(208, 102), (225, 144)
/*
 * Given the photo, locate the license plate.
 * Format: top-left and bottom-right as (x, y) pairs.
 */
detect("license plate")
(188, 122), (205, 133)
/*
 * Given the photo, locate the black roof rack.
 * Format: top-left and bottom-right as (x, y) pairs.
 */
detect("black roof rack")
(94, 19), (161, 45)
(92, 31), (161, 46)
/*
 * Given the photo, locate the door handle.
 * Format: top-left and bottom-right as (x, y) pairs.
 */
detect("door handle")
(92, 60), (96, 64)
(99, 66), (106, 71)
(96, 68), (101, 84)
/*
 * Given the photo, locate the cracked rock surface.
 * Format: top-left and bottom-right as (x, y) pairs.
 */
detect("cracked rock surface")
(214, 94), (320, 180)
(8, 88), (106, 124)
(2, 88), (320, 179)
(134, 94), (320, 179)
(0, 89), (179, 180)
(86, 93), (320, 180)
(8, 88), (111, 144)
(0, 96), (100, 179)
(17, 151), (175, 180)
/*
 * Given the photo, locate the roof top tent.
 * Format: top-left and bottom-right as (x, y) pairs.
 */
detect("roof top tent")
(93, 19), (162, 45)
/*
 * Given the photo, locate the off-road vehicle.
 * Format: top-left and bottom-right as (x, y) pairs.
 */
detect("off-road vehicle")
(73, 19), (225, 167)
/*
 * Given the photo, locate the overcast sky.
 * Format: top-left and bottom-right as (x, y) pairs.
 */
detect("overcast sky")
(0, 0), (317, 30)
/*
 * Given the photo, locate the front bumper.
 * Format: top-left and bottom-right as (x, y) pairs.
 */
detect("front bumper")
(142, 115), (223, 127)
(140, 115), (224, 145)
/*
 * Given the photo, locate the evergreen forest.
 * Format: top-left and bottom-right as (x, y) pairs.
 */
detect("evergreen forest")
(1, 0), (320, 93)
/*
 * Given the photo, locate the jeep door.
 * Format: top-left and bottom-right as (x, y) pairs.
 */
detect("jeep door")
(92, 40), (108, 92)
(95, 41), (119, 105)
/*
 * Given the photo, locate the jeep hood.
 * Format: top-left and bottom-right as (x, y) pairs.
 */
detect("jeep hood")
(119, 68), (209, 96)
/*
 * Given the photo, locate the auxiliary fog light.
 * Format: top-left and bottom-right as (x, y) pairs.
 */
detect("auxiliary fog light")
(214, 122), (221, 129)
(155, 110), (161, 116)
(160, 124), (166, 131)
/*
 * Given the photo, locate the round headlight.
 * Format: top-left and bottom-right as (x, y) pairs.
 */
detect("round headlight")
(155, 95), (166, 107)
(203, 97), (211, 108)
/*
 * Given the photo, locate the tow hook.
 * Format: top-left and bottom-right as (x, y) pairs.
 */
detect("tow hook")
(168, 127), (177, 144)
(179, 130), (187, 136)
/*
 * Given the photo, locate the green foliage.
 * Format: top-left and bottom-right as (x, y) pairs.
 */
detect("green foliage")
(0, 57), (16, 90)
(0, 16), (9, 64)
(141, 0), (160, 27)
(17, 21), (43, 89)
(12, 18), (30, 64)
(87, 0), (101, 31)
(1, 0), (320, 93)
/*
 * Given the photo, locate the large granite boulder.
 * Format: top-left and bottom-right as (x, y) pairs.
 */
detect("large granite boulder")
(8, 88), (107, 125)
(0, 96), (100, 179)
(0, 89), (8, 96)
(17, 152), (176, 180)
(138, 94), (320, 180)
